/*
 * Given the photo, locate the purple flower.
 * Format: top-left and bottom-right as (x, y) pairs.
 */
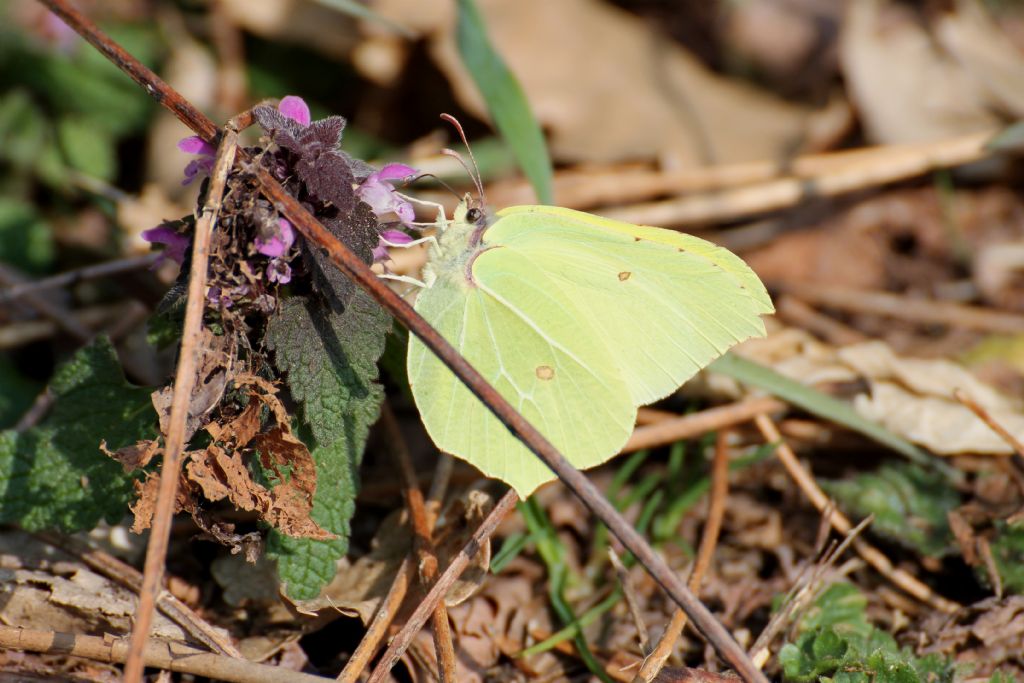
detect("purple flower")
(279, 96), (311, 126)
(255, 218), (295, 258)
(357, 163), (418, 226)
(41, 11), (79, 52)
(373, 228), (414, 263)
(267, 259), (292, 284)
(142, 224), (189, 266)
(178, 135), (216, 186)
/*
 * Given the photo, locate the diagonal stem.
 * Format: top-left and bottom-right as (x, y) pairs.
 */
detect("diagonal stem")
(121, 129), (238, 682)
(37, 3), (767, 680)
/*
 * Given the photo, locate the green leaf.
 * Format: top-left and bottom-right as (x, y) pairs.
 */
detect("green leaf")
(265, 293), (389, 599)
(0, 356), (41, 430)
(824, 463), (959, 557)
(0, 337), (154, 531)
(0, 90), (49, 174)
(987, 520), (1024, 594)
(711, 354), (957, 478)
(780, 582), (954, 683)
(796, 583), (871, 637)
(309, 0), (413, 37)
(265, 436), (357, 598)
(455, 0), (553, 204)
(57, 116), (116, 181)
(0, 198), (54, 274)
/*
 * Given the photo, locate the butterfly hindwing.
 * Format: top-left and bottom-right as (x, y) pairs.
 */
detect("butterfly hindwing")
(408, 254), (635, 496)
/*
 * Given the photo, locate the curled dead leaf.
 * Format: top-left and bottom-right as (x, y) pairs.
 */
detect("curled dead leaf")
(130, 373), (331, 542)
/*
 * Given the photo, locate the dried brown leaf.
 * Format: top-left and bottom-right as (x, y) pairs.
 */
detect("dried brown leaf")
(100, 439), (161, 471)
(367, 0), (833, 166)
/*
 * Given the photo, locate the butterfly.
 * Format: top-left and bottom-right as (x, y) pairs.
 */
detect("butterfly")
(405, 199), (773, 497)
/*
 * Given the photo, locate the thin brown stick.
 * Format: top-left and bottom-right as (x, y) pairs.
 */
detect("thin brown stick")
(953, 388), (1024, 495)
(0, 254), (159, 305)
(0, 625), (321, 683)
(482, 129), (993, 215)
(0, 264), (93, 341)
(0, 303), (127, 350)
(778, 282), (1024, 334)
(382, 404), (457, 682)
(625, 397), (785, 453)
(634, 430), (733, 682)
(366, 489), (518, 683)
(36, 532), (241, 658)
(748, 519), (872, 667)
(123, 129), (238, 683)
(775, 296), (868, 346)
(608, 547), (650, 652)
(337, 557), (414, 683)
(41, 5), (768, 678)
(209, 0), (248, 114)
(754, 413), (960, 613)
(596, 130), (993, 227)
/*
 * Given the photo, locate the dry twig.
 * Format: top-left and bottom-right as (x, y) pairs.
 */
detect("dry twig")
(754, 413), (960, 614)
(37, 533), (241, 658)
(0, 625), (319, 683)
(778, 282), (1024, 334)
(634, 430), (733, 682)
(123, 128), (238, 682)
(366, 489), (519, 683)
(382, 403), (457, 682)
(953, 388), (1024, 495)
(625, 397), (785, 453)
(0, 253), (159, 305)
(596, 130), (994, 227)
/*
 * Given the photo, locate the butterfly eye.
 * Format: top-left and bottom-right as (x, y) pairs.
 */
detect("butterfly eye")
(466, 207), (485, 225)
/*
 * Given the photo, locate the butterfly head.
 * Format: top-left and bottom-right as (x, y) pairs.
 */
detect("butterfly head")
(451, 193), (488, 230)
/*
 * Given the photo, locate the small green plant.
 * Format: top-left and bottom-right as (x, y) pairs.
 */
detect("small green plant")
(778, 583), (952, 683)
(823, 463), (961, 558)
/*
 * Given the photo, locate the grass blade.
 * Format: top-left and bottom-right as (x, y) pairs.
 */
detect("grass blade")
(309, 0), (413, 38)
(711, 353), (959, 479)
(455, 0), (554, 204)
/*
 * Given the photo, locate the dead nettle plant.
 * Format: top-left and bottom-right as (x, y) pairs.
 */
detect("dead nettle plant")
(0, 64), (420, 600)
(119, 95), (424, 599)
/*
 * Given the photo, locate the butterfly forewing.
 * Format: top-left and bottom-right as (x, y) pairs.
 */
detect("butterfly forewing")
(484, 206), (773, 406)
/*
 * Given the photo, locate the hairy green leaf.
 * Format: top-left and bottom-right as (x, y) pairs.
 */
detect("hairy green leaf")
(265, 293), (389, 599)
(0, 337), (154, 531)
(0, 198), (54, 273)
(986, 520), (1024, 594)
(455, 0), (553, 204)
(779, 582), (952, 683)
(824, 463), (959, 557)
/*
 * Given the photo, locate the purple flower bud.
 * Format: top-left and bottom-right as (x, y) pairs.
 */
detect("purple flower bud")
(177, 135), (216, 185)
(380, 228), (414, 245)
(267, 259), (292, 284)
(376, 163), (418, 182)
(279, 96), (311, 127)
(255, 218), (296, 258)
(177, 136), (216, 156)
(373, 229), (414, 263)
(141, 225), (189, 266)
(357, 164), (418, 226)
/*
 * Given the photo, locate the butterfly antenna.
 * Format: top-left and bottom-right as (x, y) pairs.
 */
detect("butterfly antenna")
(440, 113), (485, 205)
(416, 173), (462, 202)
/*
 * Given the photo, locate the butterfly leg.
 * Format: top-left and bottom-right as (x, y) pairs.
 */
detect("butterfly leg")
(378, 272), (427, 289)
(399, 193), (450, 228)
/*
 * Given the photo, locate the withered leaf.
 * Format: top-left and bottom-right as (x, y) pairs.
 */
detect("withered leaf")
(131, 375), (331, 541)
(100, 439), (161, 471)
